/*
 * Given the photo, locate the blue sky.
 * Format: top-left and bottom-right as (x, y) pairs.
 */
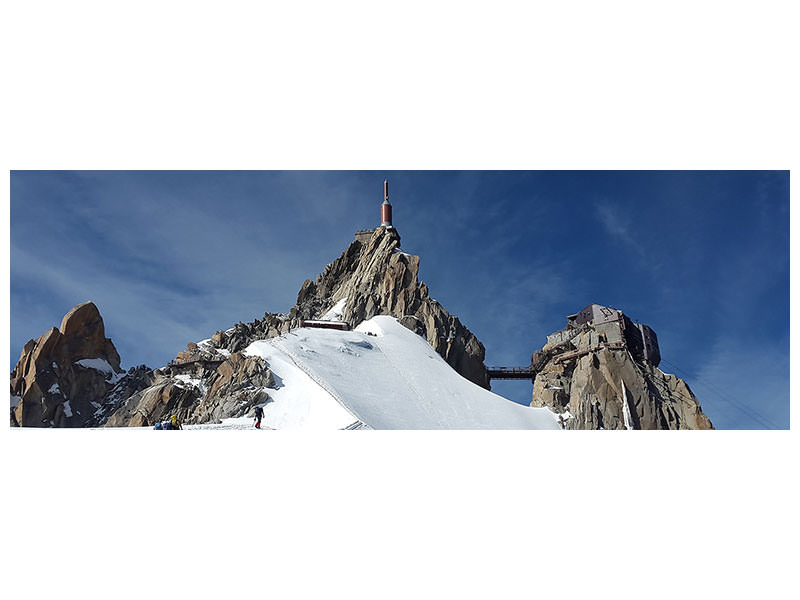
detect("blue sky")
(9, 171), (789, 429)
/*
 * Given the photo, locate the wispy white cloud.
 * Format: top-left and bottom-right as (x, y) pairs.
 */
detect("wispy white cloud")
(11, 243), (208, 367)
(455, 251), (584, 367)
(10, 171), (357, 369)
(593, 199), (647, 261)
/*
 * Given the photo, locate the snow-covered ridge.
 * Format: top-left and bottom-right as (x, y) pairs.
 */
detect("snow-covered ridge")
(243, 337), (357, 430)
(241, 315), (559, 430)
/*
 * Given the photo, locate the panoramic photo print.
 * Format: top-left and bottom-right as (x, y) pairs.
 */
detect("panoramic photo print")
(9, 171), (789, 430)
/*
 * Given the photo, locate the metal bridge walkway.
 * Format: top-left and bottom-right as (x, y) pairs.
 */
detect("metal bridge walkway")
(486, 367), (536, 380)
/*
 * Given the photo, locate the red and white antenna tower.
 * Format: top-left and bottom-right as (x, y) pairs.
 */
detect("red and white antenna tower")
(381, 180), (393, 228)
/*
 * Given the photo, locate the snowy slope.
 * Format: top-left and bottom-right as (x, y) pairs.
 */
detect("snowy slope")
(242, 337), (357, 430)
(245, 316), (560, 430)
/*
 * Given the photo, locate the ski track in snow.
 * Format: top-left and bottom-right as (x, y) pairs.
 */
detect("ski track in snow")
(266, 336), (364, 426)
(243, 335), (357, 430)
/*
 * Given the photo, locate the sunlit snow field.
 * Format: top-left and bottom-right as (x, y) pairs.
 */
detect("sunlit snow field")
(242, 316), (558, 430)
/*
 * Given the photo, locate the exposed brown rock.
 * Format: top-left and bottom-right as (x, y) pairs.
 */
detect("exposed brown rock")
(211, 331), (227, 347)
(188, 353), (274, 424)
(59, 302), (121, 370)
(102, 352), (275, 427)
(103, 379), (200, 427)
(9, 301), (148, 427)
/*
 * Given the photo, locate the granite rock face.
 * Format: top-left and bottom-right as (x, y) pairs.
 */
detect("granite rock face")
(100, 325), (281, 426)
(58, 302), (122, 369)
(9, 302), (151, 428)
(103, 379), (201, 428)
(289, 227), (490, 388)
(529, 315), (713, 430)
(85, 365), (156, 427)
(101, 346), (277, 427)
(188, 353), (274, 425)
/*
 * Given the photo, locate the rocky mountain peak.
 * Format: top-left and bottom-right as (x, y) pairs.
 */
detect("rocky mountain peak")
(59, 301), (121, 370)
(289, 226), (489, 388)
(96, 225), (492, 428)
(175, 225), (488, 391)
(529, 303), (713, 430)
(10, 302), (149, 427)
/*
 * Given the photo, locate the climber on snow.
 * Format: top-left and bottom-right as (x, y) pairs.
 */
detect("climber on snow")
(254, 405), (264, 429)
(155, 415), (182, 430)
